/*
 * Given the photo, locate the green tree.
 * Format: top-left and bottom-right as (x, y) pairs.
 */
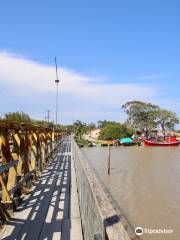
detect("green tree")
(73, 120), (87, 140)
(122, 100), (179, 137)
(4, 111), (31, 123)
(97, 120), (116, 128)
(156, 109), (179, 135)
(60, 124), (74, 134)
(32, 119), (54, 128)
(122, 101), (159, 137)
(99, 122), (133, 140)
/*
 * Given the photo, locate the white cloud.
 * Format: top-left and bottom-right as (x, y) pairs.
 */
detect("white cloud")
(0, 51), (158, 123)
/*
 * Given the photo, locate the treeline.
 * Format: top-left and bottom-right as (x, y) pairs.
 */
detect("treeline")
(97, 121), (133, 140)
(3, 100), (179, 140)
(1, 111), (55, 128)
(67, 100), (180, 140)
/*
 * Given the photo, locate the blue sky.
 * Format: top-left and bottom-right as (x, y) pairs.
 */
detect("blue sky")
(0, 1), (180, 124)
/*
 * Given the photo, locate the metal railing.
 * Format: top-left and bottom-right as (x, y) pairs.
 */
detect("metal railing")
(71, 137), (131, 240)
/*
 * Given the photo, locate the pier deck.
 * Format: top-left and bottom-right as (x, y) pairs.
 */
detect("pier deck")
(0, 140), (83, 240)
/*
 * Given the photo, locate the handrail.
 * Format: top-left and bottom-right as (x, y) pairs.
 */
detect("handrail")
(71, 137), (132, 240)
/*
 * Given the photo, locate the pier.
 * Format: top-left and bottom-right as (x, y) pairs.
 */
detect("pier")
(0, 121), (136, 240)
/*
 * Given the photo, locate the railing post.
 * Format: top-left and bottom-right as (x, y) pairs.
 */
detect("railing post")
(32, 131), (39, 174)
(0, 130), (14, 217)
(52, 130), (55, 154)
(12, 131), (23, 177)
(47, 131), (52, 161)
(24, 131), (32, 188)
(40, 132), (46, 171)
(28, 131), (36, 171)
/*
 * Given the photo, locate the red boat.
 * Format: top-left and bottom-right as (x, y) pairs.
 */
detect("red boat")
(143, 136), (180, 146)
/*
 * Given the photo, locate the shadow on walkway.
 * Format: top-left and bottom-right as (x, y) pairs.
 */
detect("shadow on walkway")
(1, 142), (71, 240)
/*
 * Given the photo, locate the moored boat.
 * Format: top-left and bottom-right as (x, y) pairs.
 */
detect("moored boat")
(119, 137), (135, 146)
(143, 136), (180, 146)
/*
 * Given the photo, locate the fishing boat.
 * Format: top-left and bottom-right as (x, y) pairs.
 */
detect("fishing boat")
(143, 136), (180, 146)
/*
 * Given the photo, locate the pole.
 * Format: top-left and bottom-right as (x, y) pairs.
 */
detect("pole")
(55, 82), (59, 126)
(108, 145), (111, 174)
(54, 57), (59, 128)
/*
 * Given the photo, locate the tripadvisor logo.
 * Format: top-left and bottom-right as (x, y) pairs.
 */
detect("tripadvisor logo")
(135, 227), (144, 236)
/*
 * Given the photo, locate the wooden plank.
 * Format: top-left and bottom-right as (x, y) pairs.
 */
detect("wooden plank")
(62, 156), (70, 220)
(0, 155), (63, 239)
(70, 219), (83, 240)
(61, 219), (70, 240)
(17, 156), (64, 240)
(1, 140), (83, 240)
(39, 155), (68, 239)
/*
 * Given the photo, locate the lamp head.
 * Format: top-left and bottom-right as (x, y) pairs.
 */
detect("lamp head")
(55, 79), (59, 83)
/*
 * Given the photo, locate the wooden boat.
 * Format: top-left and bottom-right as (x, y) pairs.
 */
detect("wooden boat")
(143, 136), (180, 146)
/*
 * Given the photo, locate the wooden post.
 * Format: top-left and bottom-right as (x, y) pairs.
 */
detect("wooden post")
(48, 131), (52, 160)
(39, 132), (45, 172)
(0, 131), (14, 217)
(35, 132), (40, 172)
(32, 132), (39, 172)
(108, 145), (111, 175)
(12, 132), (23, 177)
(52, 131), (54, 152)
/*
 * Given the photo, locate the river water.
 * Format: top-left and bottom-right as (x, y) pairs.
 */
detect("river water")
(82, 146), (180, 240)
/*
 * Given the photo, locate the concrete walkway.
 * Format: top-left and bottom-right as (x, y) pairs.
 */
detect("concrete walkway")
(0, 138), (83, 240)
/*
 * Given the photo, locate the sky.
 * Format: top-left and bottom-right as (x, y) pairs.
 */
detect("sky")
(0, 0), (180, 124)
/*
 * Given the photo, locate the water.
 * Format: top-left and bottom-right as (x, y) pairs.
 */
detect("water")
(82, 146), (180, 240)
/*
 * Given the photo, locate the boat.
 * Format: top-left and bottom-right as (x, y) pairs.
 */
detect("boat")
(100, 140), (113, 146)
(119, 137), (135, 146)
(143, 136), (180, 146)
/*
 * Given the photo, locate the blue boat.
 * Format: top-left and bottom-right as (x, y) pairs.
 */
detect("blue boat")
(119, 137), (135, 146)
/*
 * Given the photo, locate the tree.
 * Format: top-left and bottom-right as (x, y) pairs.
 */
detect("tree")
(122, 101), (159, 137)
(60, 124), (74, 134)
(98, 122), (133, 140)
(98, 120), (114, 128)
(73, 120), (87, 140)
(156, 109), (179, 135)
(122, 100), (179, 137)
(32, 119), (54, 128)
(98, 120), (119, 129)
(4, 111), (31, 123)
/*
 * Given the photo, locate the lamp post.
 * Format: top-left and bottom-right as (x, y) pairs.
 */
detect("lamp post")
(55, 57), (59, 128)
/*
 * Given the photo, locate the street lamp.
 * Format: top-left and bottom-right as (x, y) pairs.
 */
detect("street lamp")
(55, 57), (59, 128)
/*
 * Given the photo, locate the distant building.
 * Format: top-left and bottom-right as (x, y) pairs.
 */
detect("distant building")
(89, 128), (101, 139)
(83, 128), (101, 140)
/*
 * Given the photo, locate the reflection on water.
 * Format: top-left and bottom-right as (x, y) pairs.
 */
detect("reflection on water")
(82, 146), (180, 240)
